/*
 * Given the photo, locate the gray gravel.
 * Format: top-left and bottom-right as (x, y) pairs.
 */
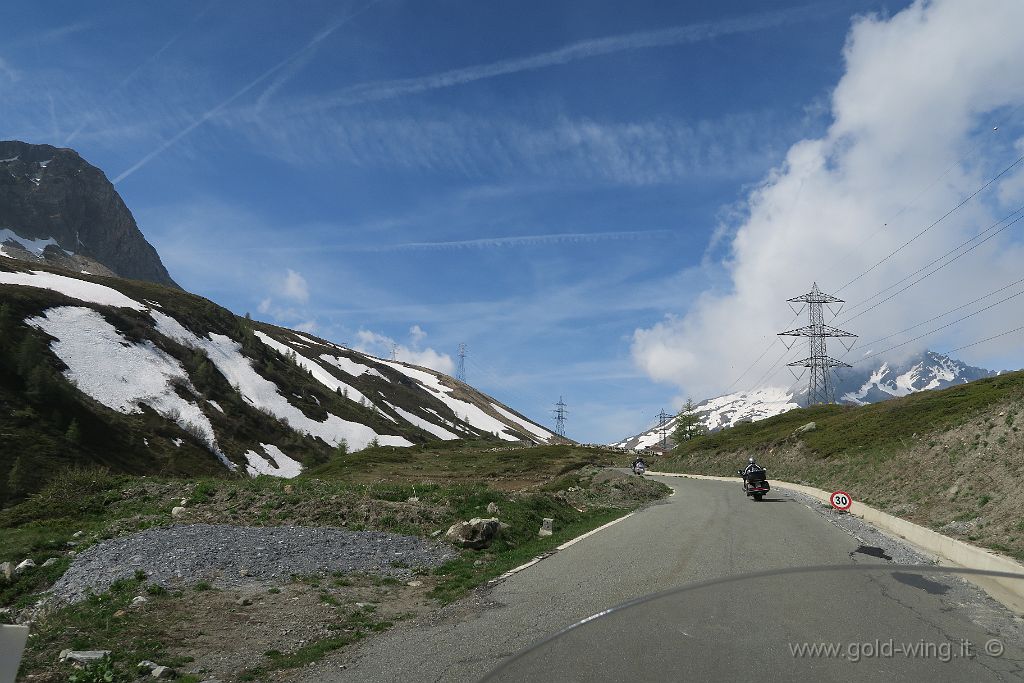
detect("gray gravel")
(48, 524), (456, 605)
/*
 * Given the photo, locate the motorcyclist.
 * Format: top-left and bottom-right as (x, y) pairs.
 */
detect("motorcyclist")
(632, 455), (648, 471)
(740, 456), (763, 479)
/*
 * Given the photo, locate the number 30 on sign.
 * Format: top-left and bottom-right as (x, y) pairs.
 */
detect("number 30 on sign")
(830, 490), (852, 511)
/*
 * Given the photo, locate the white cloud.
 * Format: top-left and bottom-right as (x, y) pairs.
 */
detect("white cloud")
(631, 0), (1024, 401)
(355, 328), (455, 375)
(282, 269), (310, 304)
(0, 56), (19, 83)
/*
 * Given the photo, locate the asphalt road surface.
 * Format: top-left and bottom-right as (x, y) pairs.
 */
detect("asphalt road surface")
(305, 475), (1024, 682)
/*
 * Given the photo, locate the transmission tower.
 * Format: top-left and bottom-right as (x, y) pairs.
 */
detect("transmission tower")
(778, 282), (857, 406)
(553, 396), (568, 437)
(655, 409), (672, 449)
(456, 343), (467, 382)
(390, 344), (398, 361)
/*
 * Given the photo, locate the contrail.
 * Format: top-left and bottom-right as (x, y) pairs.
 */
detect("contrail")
(286, 1), (841, 112)
(113, 1), (379, 184)
(234, 229), (674, 253)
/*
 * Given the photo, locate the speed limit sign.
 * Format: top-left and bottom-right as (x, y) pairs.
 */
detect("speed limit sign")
(830, 490), (852, 511)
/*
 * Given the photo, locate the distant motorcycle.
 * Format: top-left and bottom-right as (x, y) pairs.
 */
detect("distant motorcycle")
(737, 467), (770, 501)
(632, 460), (647, 476)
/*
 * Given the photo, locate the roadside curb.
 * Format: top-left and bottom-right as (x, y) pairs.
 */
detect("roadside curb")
(649, 471), (1024, 614)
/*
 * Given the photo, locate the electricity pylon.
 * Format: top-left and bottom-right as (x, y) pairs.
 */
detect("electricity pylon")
(456, 343), (467, 382)
(553, 397), (568, 437)
(778, 282), (857, 406)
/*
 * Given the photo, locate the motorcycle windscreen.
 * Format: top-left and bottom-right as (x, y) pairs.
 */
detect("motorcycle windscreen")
(480, 565), (1024, 683)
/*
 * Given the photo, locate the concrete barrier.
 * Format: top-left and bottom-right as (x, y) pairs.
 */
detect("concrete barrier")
(650, 471), (1024, 614)
(1, 625), (29, 683)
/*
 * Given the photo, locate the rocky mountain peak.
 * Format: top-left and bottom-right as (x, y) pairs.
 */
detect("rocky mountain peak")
(0, 140), (177, 287)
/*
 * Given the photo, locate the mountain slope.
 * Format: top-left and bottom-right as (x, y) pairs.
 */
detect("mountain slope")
(0, 259), (555, 500)
(613, 351), (1000, 450)
(0, 140), (176, 287)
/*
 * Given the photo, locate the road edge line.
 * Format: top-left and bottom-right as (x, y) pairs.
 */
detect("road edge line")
(489, 510), (636, 583)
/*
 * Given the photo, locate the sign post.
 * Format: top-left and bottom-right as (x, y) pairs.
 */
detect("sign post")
(830, 490), (852, 511)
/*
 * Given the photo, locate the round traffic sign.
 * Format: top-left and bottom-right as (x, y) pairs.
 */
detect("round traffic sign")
(830, 490), (852, 511)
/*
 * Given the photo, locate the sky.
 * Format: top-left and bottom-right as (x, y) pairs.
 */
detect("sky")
(3, 0), (1024, 444)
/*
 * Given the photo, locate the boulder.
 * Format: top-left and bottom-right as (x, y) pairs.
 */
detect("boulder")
(71, 530), (84, 538)
(235, 597), (253, 606)
(171, 506), (186, 517)
(131, 596), (148, 608)
(42, 558), (58, 567)
(407, 496), (419, 503)
(406, 580), (423, 587)
(14, 559), (36, 575)
(445, 518), (502, 550)
(538, 518), (554, 538)
(795, 422), (817, 434)
(1, 562), (12, 580)
(486, 502), (499, 515)
(138, 660), (159, 672)
(151, 665), (176, 679)
(283, 484), (294, 495)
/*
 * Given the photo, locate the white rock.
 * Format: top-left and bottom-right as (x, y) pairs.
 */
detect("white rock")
(152, 665), (176, 678)
(60, 650), (111, 664)
(406, 580), (423, 587)
(171, 506), (186, 517)
(407, 496), (419, 503)
(1, 561), (12, 580)
(72, 530), (84, 538)
(131, 596), (148, 607)
(42, 558), (58, 567)
(14, 559), (36, 574)
(538, 518), (554, 538)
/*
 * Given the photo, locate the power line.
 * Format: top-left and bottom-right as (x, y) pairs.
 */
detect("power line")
(854, 287), (1024, 365)
(856, 275), (1024, 349)
(835, 151), (1024, 294)
(944, 324), (1024, 355)
(837, 206), (1024, 325)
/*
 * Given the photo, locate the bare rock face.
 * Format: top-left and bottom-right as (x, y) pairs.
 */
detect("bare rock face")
(0, 140), (177, 287)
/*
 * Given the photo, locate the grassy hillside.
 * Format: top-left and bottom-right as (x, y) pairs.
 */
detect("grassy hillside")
(659, 370), (1024, 561)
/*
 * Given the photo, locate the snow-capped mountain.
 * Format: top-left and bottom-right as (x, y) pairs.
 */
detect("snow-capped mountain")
(611, 351), (998, 450)
(0, 263), (556, 483)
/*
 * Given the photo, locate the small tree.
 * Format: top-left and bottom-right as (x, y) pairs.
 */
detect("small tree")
(673, 398), (705, 445)
(65, 418), (82, 444)
(334, 438), (349, 456)
(7, 456), (30, 499)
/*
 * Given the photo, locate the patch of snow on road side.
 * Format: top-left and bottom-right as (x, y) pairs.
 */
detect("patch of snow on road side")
(27, 306), (235, 470)
(0, 269), (145, 309)
(320, 353), (389, 381)
(152, 312), (411, 451)
(172, 438), (183, 448)
(207, 400), (224, 413)
(490, 403), (554, 443)
(385, 403), (459, 440)
(243, 443), (303, 478)
(376, 359), (520, 441)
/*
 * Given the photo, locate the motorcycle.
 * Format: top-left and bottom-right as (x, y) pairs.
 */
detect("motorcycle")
(737, 467), (770, 501)
(632, 460), (647, 476)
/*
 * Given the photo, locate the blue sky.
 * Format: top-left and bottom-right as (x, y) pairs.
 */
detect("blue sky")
(4, 0), (1024, 444)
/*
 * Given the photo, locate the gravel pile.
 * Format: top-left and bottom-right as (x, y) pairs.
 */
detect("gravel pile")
(49, 524), (456, 605)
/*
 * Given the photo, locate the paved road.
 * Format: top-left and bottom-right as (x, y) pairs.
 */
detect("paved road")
(305, 476), (1024, 682)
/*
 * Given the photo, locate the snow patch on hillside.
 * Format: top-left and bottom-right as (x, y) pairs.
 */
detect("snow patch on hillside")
(254, 331), (387, 417)
(386, 403), (460, 440)
(376, 359), (520, 441)
(27, 306), (235, 470)
(320, 353), (389, 381)
(243, 443), (302, 478)
(0, 270), (145, 309)
(490, 403), (554, 442)
(0, 229), (70, 256)
(152, 312), (410, 451)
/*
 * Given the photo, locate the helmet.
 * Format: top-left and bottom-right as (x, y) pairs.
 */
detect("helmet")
(748, 457), (756, 464)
